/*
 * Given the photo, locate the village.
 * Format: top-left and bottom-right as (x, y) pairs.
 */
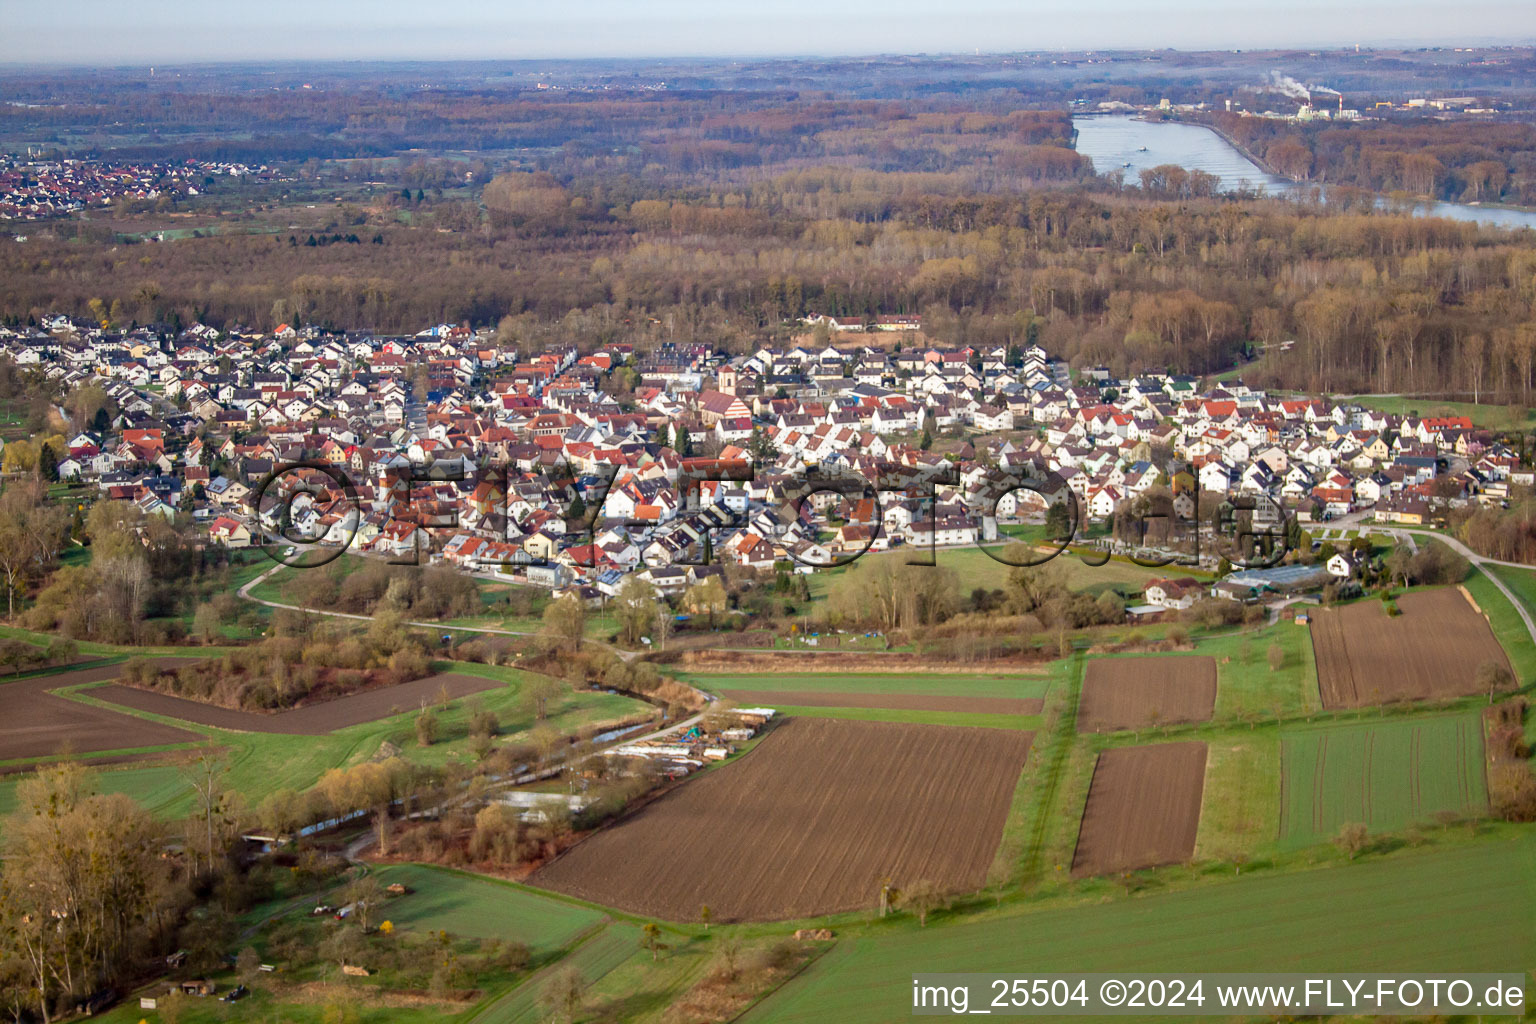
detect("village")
(0, 312), (1514, 616)
(0, 155), (280, 222)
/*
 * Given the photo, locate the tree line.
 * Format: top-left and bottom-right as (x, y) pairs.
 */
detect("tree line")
(7, 174), (1535, 395)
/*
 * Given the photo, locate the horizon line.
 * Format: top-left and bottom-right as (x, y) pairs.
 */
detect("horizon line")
(3, 40), (1536, 71)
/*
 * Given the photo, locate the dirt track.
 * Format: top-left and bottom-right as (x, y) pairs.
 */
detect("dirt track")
(0, 659), (202, 764)
(93, 671), (504, 734)
(718, 690), (1043, 714)
(530, 717), (1033, 921)
(1071, 741), (1206, 877)
(1076, 656), (1217, 733)
(1309, 588), (1513, 708)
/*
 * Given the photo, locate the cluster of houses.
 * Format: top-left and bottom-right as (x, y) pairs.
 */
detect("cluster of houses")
(0, 155), (279, 221)
(1, 313), (1521, 611)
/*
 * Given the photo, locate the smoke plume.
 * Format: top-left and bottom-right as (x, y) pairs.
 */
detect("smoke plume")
(1268, 72), (1341, 103)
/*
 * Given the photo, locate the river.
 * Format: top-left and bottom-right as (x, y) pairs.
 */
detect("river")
(1072, 114), (1536, 231)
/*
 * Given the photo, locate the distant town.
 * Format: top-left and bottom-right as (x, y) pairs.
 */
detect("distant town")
(0, 155), (281, 221)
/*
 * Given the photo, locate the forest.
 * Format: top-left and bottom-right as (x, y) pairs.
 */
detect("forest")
(1211, 113), (1536, 206)
(5, 160), (1536, 399)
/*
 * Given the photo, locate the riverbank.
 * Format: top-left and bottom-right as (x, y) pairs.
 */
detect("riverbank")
(1074, 113), (1536, 230)
(1190, 117), (1288, 183)
(1182, 113), (1536, 221)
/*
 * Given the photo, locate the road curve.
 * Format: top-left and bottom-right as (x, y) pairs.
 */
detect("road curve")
(236, 561), (714, 722)
(237, 563), (639, 660)
(1398, 528), (1536, 649)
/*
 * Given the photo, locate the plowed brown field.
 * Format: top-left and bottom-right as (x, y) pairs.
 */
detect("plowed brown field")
(1076, 656), (1217, 733)
(1309, 588), (1513, 708)
(530, 717), (1033, 921)
(0, 659), (202, 765)
(93, 671), (502, 734)
(1071, 741), (1206, 877)
(718, 690), (1042, 714)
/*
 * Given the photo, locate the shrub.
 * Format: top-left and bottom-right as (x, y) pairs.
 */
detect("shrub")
(415, 709), (439, 746)
(1490, 763), (1536, 822)
(1334, 822), (1370, 860)
(470, 709), (500, 738)
(388, 646), (430, 683)
(469, 803), (522, 865)
(1476, 660), (1514, 700)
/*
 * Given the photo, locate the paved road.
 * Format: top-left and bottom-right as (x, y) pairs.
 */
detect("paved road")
(236, 561), (713, 748)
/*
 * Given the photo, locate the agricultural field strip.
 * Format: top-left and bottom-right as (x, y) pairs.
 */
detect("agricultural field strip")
(1278, 713), (1487, 844)
(1018, 653), (1083, 883)
(0, 657), (203, 763)
(1191, 734), (1281, 862)
(1071, 741), (1207, 877)
(1309, 588), (1513, 708)
(683, 671), (1053, 698)
(1076, 655), (1217, 733)
(88, 671), (504, 734)
(718, 689), (1042, 714)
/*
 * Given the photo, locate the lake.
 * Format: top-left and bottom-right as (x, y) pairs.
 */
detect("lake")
(1072, 114), (1536, 231)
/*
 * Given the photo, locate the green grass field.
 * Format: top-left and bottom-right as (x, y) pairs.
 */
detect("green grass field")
(1210, 619), (1322, 720)
(366, 865), (606, 953)
(749, 704), (1043, 731)
(1278, 713), (1488, 846)
(1488, 562), (1536, 615)
(742, 835), (1536, 1023)
(807, 544), (1175, 600)
(1345, 394), (1536, 432)
(1482, 563), (1536, 685)
(1194, 733), (1281, 861)
(468, 923), (644, 1024)
(0, 762), (193, 817)
(681, 670), (1060, 700)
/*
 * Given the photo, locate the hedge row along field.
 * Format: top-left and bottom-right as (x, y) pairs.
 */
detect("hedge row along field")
(531, 717), (1034, 921)
(1279, 713), (1488, 845)
(1308, 588), (1512, 707)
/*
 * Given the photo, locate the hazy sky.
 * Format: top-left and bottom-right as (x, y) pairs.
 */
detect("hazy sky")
(6, 0), (1536, 64)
